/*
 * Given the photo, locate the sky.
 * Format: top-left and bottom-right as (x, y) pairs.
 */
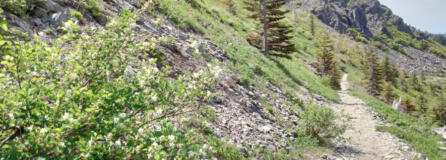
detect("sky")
(378, 0), (446, 34)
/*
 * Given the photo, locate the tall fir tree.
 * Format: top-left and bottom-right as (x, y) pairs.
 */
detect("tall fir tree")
(430, 93), (446, 125)
(383, 56), (398, 85)
(316, 33), (335, 75)
(310, 15), (316, 36)
(330, 61), (341, 90)
(367, 52), (384, 96)
(316, 33), (341, 89)
(382, 82), (394, 103)
(245, 0), (295, 58)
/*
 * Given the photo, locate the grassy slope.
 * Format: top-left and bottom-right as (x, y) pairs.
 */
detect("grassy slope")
(155, 0), (446, 159)
(153, 0), (340, 102)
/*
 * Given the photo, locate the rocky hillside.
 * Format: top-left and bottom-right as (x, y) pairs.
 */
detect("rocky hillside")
(1, 0), (445, 159)
(301, 0), (446, 73)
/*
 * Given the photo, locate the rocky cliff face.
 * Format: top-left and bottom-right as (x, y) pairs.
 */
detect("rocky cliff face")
(301, 0), (418, 38)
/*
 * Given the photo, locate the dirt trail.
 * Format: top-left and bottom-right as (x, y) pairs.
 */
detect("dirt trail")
(328, 75), (418, 160)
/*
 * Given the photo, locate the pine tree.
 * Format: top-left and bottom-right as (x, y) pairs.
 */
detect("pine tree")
(368, 52), (384, 96)
(245, 0), (295, 58)
(316, 34), (340, 89)
(382, 83), (394, 103)
(310, 15), (316, 36)
(330, 61), (341, 90)
(383, 56), (398, 85)
(411, 74), (422, 92)
(316, 33), (335, 75)
(430, 93), (446, 125)
(402, 98), (416, 113)
(417, 94), (428, 113)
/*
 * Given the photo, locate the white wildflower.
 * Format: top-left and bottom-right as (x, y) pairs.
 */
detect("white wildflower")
(119, 113), (126, 118)
(88, 139), (94, 147)
(8, 113), (14, 120)
(156, 108), (163, 114)
(151, 95), (158, 102)
(115, 140), (122, 146)
(40, 128), (48, 135)
(188, 151), (196, 157)
(138, 128), (145, 135)
(62, 113), (70, 120)
(168, 135), (175, 141)
(152, 142), (158, 147)
(36, 157), (46, 160)
(27, 125), (33, 131)
(114, 117), (120, 124)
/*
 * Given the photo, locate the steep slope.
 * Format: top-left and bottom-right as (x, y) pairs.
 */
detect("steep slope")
(1, 0), (445, 159)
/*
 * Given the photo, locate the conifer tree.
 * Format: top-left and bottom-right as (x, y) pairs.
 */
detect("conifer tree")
(245, 0), (295, 58)
(402, 98), (416, 113)
(310, 14), (316, 36)
(316, 34), (341, 89)
(316, 33), (335, 75)
(417, 94), (428, 114)
(368, 52), (384, 96)
(411, 74), (422, 92)
(330, 61), (341, 90)
(382, 83), (394, 103)
(430, 93), (446, 125)
(383, 56), (398, 85)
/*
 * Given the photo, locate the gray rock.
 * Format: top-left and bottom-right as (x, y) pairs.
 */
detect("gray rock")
(258, 125), (272, 133)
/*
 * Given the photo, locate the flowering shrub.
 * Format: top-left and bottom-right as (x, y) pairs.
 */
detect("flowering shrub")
(0, 9), (223, 159)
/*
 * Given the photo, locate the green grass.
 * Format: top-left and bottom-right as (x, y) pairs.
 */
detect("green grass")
(351, 90), (446, 160)
(152, 0), (340, 102)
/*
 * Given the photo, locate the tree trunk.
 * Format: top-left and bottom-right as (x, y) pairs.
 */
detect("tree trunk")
(370, 55), (375, 95)
(262, 0), (269, 55)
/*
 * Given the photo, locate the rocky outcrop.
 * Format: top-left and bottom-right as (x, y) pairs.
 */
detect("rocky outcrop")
(301, 0), (413, 38)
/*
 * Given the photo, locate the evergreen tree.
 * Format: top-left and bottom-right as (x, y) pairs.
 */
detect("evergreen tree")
(416, 94), (428, 113)
(382, 83), (394, 103)
(245, 0), (295, 58)
(316, 34), (340, 89)
(411, 74), (422, 92)
(400, 72), (409, 92)
(402, 98), (416, 113)
(368, 52), (384, 96)
(330, 61), (341, 90)
(383, 56), (398, 85)
(430, 93), (446, 125)
(316, 33), (335, 75)
(310, 15), (316, 36)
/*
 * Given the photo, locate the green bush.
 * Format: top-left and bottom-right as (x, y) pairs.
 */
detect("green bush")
(0, 10), (224, 159)
(298, 105), (346, 144)
(0, 0), (28, 16)
(70, 10), (84, 21)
